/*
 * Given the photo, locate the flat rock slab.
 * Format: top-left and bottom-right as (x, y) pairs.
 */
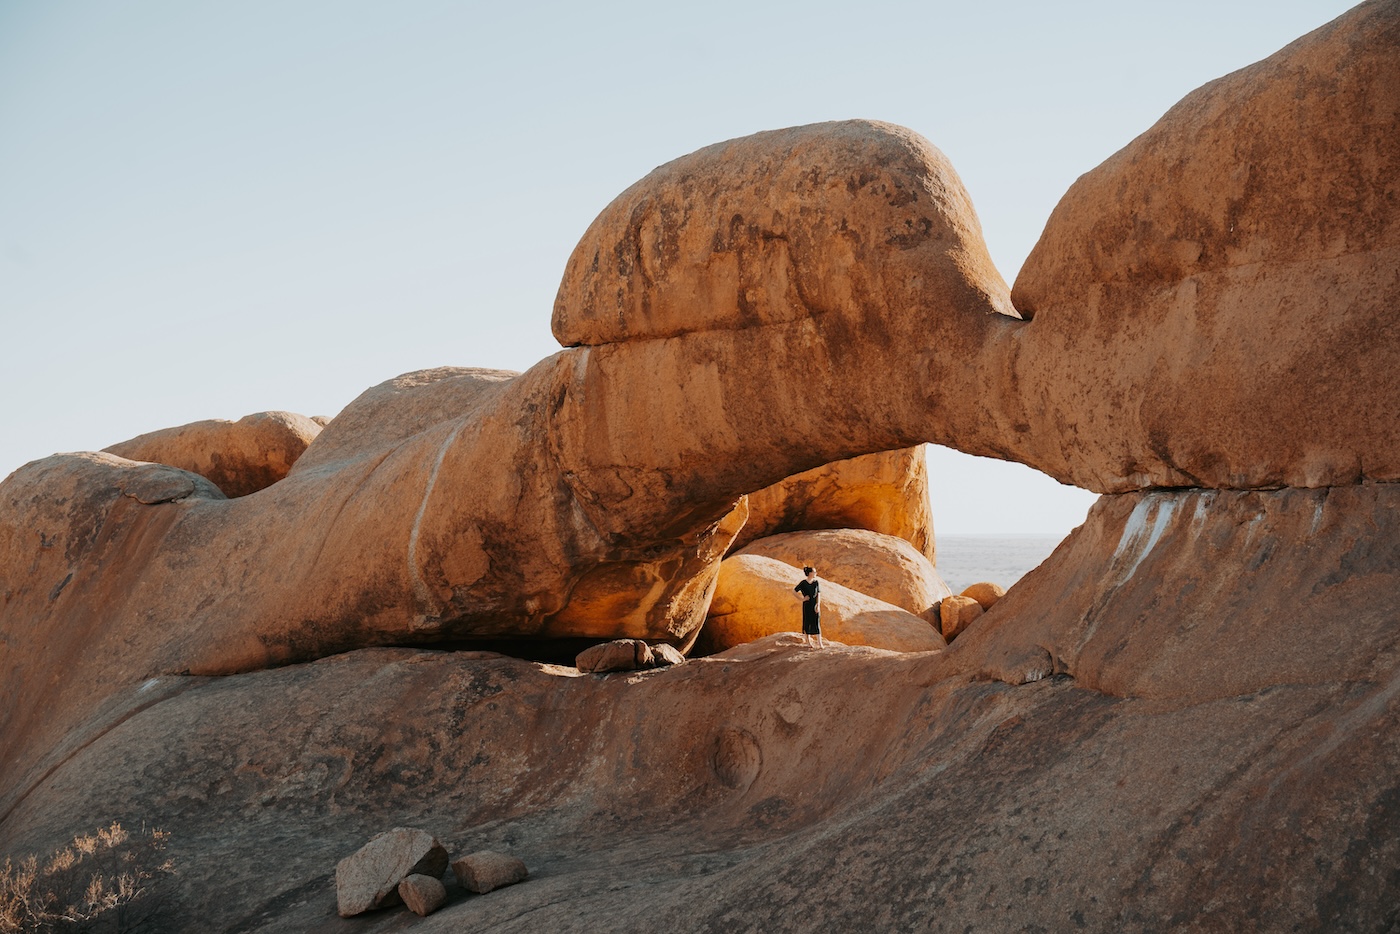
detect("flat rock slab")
(336, 827), (449, 917)
(452, 851), (528, 894)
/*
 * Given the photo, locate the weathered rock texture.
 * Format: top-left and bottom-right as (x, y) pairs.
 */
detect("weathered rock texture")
(650, 643), (686, 667)
(1, 4), (1399, 933)
(736, 527), (950, 616)
(103, 410), (322, 498)
(729, 448), (938, 562)
(700, 554), (946, 654)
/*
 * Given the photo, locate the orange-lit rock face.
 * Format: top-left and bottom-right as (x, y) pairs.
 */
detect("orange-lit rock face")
(938, 594), (983, 642)
(732, 448), (938, 563)
(104, 410), (322, 498)
(1006, 3), (1400, 491)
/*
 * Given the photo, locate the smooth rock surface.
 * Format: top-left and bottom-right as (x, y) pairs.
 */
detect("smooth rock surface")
(451, 851), (528, 894)
(731, 448), (938, 563)
(736, 528), (950, 616)
(104, 410), (322, 498)
(553, 122), (1014, 344)
(700, 554), (946, 654)
(335, 828), (448, 917)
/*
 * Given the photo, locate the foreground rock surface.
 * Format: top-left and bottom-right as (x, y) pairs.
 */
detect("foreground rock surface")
(736, 527), (950, 616)
(335, 828), (448, 917)
(700, 554), (946, 654)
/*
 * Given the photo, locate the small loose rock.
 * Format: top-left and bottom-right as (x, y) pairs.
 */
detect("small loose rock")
(939, 595), (983, 642)
(576, 639), (653, 673)
(452, 851), (528, 894)
(398, 873), (447, 917)
(335, 827), (449, 917)
(650, 643), (686, 667)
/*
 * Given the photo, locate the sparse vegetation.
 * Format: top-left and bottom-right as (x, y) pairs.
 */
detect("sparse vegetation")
(0, 823), (174, 933)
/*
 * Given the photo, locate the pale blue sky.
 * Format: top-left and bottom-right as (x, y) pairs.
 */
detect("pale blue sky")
(0, 1), (1357, 533)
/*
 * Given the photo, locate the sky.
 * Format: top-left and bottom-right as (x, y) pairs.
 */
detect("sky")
(0, 0), (1358, 535)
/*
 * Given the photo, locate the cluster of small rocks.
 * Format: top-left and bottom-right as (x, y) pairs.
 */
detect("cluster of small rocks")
(335, 827), (528, 919)
(932, 581), (1005, 643)
(574, 638), (686, 673)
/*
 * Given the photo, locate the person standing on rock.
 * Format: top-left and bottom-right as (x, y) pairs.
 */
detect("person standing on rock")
(794, 566), (824, 649)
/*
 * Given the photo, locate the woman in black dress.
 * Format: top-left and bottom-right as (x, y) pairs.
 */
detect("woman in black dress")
(794, 565), (824, 649)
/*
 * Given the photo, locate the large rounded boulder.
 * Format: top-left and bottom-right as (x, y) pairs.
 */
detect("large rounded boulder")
(699, 554), (946, 654)
(104, 411), (322, 497)
(736, 527), (950, 617)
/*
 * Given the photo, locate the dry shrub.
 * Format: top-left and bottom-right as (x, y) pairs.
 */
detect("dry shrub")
(0, 823), (174, 933)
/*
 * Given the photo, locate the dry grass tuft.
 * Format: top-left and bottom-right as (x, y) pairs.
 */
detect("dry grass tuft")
(0, 823), (174, 933)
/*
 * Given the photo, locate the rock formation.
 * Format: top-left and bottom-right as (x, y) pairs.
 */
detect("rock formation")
(700, 554), (946, 654)
(1, 3), (1398, 932)
(103, 410), (322, 498)
(0, 114), (1016, 804)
